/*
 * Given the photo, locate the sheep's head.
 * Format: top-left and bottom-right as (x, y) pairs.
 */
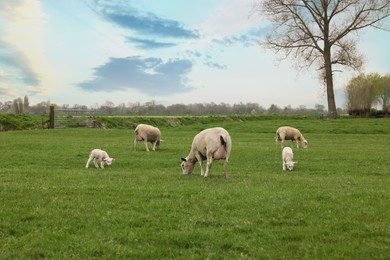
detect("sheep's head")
(301, 140), (308, 148)
(104, 157), (114, 166)
(181, 157), (195, 175)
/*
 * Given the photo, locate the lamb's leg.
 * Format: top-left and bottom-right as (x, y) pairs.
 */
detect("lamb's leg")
(86, 156), (93, 168)
(282, 161), (286, 171)
(93, 158), (99, 168)
(100, 160), (105, 169)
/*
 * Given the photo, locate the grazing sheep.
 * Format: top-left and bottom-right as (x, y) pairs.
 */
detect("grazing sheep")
(282, 147), (296, 171)
(181, 127), (232, 178)
(134, 124), (161, 152)
(85, 149), (114, 169)
(276, 126), (308, 149)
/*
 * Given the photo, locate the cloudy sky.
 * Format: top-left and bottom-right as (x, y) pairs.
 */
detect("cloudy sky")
(0, 0), (389, 109)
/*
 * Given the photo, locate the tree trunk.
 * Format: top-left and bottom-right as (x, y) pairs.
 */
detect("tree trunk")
(324, 44), (338, 119)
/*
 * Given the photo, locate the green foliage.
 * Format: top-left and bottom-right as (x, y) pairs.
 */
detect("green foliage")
(1, 118), (390, 258)
(346, 73), (387, 116)
(0, 114), (46, 131)
(0, 113), (323, 131)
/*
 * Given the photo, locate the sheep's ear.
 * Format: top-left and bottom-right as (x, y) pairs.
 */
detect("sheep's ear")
(293, 161), (298, 164)
(181, 157), (187, 162)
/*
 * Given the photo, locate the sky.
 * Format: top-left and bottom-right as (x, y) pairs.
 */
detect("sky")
(0, 0), (389, 109)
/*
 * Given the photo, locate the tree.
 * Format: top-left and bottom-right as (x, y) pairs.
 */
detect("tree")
(253, 0), (390, 118)
(345, 73), (381, 117)
(23, 96), (29, 113)
(314, 104), (325, 113)
(268, 104), (281, 113)
(13, 98), (23, 114)
(378, 74), (390, 116)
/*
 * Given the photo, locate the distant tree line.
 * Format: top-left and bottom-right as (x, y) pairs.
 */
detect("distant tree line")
(0, 98), (331, 115)
(345, 73), (390, 117)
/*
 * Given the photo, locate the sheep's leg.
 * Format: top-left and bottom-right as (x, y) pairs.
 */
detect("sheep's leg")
(281, 139), (284, 148)
(152, 141), (156, 151)
(100, 160), (105, 169)
(86, 156), (93, 168)
(144, 138), (149, 152)
(282, 161), (286, 171)
(93, 158), (99, 168)
(204, 155), (213, 177)
(198, 160), (204, 176)
(134, 138), (137, 151)
(195, 153), (204, 176)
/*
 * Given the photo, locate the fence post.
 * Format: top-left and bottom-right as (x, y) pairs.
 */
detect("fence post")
(49, 105), (55, 129)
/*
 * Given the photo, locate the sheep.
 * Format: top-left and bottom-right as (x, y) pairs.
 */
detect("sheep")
(276, 126), (308, 149)
(181, 127), (232, 178)
(85, 149), (114, 169)
(134, 124), (161, 152)
(282, 147), (296, 171)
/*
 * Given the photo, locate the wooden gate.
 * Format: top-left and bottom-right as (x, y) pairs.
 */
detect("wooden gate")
(49, 106), (96, 128)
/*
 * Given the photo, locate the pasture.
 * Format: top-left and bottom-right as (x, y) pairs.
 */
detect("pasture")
(0, 117), (389, 258)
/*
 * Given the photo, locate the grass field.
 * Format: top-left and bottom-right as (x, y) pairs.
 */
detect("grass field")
(1, 117), (389, 258)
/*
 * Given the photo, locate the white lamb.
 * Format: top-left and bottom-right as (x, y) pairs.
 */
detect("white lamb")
(181, 127), (232, 178)
(134, 124), (161, 152)
(276, 126), (308, 149)
(282, 147), (296, 171)
(85, 149), (114, 169)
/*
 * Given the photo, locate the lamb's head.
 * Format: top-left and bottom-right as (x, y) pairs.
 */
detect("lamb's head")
(286, 161), (296, 171)
(286, 162), (294, 171)
(181, 157), (195, 175)
(104, 157), (114, 166)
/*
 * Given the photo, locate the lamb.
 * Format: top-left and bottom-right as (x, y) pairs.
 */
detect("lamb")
(85, 149), (114, 169)
(276, 126), (308, 149)
(181, 127), (232, 178)
(282, 147), (296, 171)
(134, 124), (161, 152)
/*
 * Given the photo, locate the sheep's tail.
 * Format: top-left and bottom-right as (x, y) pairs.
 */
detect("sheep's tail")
(275, 131), (281, 147)
(220, 135), (227, 152)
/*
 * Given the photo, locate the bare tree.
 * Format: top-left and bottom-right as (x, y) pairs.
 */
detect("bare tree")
(23, 96), (30, 113)
(13, 98), (23, 114)
(253, 0), (390, 118)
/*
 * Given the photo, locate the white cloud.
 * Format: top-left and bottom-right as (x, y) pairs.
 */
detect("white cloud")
(198, 0), (261, 38)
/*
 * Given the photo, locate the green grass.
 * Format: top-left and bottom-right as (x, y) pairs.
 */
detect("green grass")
(1, 118), (390, 258)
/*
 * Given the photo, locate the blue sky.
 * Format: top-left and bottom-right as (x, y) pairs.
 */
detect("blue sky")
(0, 0), (389, 109)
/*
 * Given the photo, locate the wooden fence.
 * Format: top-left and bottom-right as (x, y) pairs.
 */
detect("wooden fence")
(49, 106), (96, 128)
